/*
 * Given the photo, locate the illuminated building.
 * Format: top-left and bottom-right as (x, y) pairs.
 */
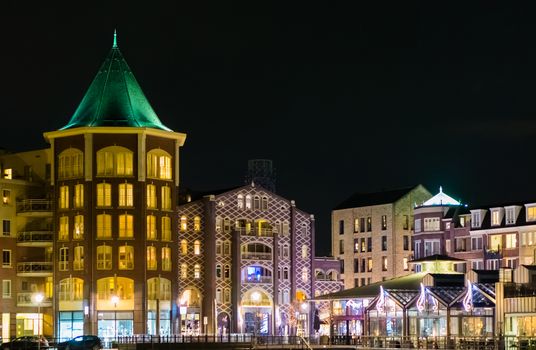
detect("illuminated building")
(0, 149), (53, 339)
(177, 182), (315, 336)
(332, 185), (431, 289)
(43, 34), (186, 339)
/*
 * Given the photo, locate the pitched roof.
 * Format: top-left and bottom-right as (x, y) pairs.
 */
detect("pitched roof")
(61, 33), (171, 131)
(410, 254), (466, 263)
(421, 186), (461, 207)
(334, 186), (420, 210)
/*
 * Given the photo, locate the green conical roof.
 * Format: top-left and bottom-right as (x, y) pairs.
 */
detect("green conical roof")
(61, 34), (171, 131)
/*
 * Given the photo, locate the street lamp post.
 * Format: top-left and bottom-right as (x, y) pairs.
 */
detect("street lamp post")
(34, 293), (44, 350)
(111, 295), (119, 339)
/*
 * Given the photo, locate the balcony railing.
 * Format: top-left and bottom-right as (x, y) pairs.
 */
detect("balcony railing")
(16, 199), (53, 213)
(17, 231), (53, 245)
(17, 292), (52, 307)
(484, 249), (502, 259)
(241, 252), (272, 260)
(244, 276), (273, 284)
(504, 283), (536, 298)
(17, 262), (53, 275)
(237, 228), (273, 237)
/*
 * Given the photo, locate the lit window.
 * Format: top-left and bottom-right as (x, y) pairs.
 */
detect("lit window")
(59, 185), (69, 209)
(528, 207), (536, 222)
(73, 215), (84, 240)
(162, 247), (171, 271)
(224, 264), (230, 279)
(367, 258), (373, 272)
(423, 217), (440, 231)
(180, 240), (187, 255)
(3, 169), (11, 179)
(161, 216), (171, 241)
(96, 146), (133, 176)
(96, 245), (112, 270)
(146, 184), (157, 208)
(237, 194), (244, 209)
(194, 216), (201, 232)
(59, 278), (84, 302)
(194, 264), (201, 279)
(118, 245), (134, 270)
(382, 256), (388, 271)
(147, 246), (157, 270)
(2, 280), (11, 298)
(119, 183), (133, 207)
(147, 215), (157, 240)
(96, 183), (111, 207)
(58, 148), (84, 179)
(491, 210), (501, 226)
(74, 184), (84, 208)
(403, 257), (409, 271)
(194, 240), (201, 255)
(96, 214), (112, 239)
(161, 185), (171, 210)
(489, 235), (501, 251)
(301, 267), (308, 282)
(180, 264), (188, 279)
(73, 246), (84, 271)
(381, 215), (387, 230)
(354, 218), (359, 233)
(245, 195), (252, 210)
(506, 234), (517, 249)
(59, 216), (69, 241)
(2, 189), (10, 205)
(59, 247), (69, 271)
(216, 288), (222, 303)
(302, 245), (308, 259)
(147, 150), (172, 180)
(180, 216), (187, 231)
(471, 211), (482, 228)
(119, 214), (134, 238)
(96, 277), (133, 303)
(216, 264), (222, 279)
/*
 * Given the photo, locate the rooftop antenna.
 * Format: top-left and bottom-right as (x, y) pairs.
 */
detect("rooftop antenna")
(113, 29), (118, 48)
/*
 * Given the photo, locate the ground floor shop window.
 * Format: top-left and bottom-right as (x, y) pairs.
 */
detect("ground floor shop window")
(97, 311), (133, 338)
(58, 311), (83, 341)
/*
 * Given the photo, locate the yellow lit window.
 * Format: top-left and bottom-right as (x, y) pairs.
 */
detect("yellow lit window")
(180, 240), (187, 255)
(118, 183), (133, 207)
(180, 216), (187, 231)
(119, 214), (134, 238)
(193, 216), (201, 232)
(162, 247), (171, 271)
(45, 277), (53, 299)
(160, 156), (172, 179)
(194, 240), (201, 255)
(180, 264), (187, 279)
(147, 215), (157, 240)
(367, 258), (373, 272)
(74, 184), (84, 208)
(96, 245), (112, 270)
(528, 207), (536, 222)
(58, 148), (83, 179)
(118, 245), (134, 270)
(489, 235), (502, 251)
(59, 186), (69, 209)
(146, 184), (156, 208)
(194, 264), (200, 279)
(161, 216), (171, 241)
(2, 189), (10, 205)
(96, 147), (133, 176)
(96, 183), (111, 207)
(73, 246), (84, 271)
(301, 245), (308, 259)
(161, 185), (171, 210)
(3, 169), (12, 179)
(506, 233), (517, 249)
(73, 215), (84, 240)
(96, 214), (111, 239)
(116, 152), (134, 176)
(147, 246), (157, 270)
(96, 277), (133, 302)
(147, 151), (172, 179)
(59, 278), (84, 302)
(59, 216), (69, 241)
(59, 247), (69, 271)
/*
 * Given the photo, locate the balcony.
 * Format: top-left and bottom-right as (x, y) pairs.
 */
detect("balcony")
(17, 292), (52, 307)
(17, 231), (53, 247)
(241, 252), (272, 260)
(16, 199), (53, 217)
(17, 262), (53, 277)
(244, 276), (273, 284)
(237, 227), (273, 237)
(484, 249), (502, 260)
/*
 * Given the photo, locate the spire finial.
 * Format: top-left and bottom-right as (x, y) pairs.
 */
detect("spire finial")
(113, 29), (118, 48)
(439, 186), (443, 193)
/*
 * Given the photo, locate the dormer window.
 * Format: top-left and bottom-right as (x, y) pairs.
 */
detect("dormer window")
(526, 205), (536, 222)
(491, 208), (502, 226)
(459, 216), (466, 227)
(505, 207), (516, 225)
(471, 211), (482, 228)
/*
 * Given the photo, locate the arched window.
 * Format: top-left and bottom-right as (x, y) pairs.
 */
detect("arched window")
(223, 218), (231, 233)
(147, 149), (172, 180)
(96, 146), (133, 176)
(147, 277), (171, 300)
(96, 277), (134, 309)
(147, 246), (157, 270)
(301, 267), (308, 282)
(161, 185), (171, 210)
(73, 215), (84, 240)
(59, 247), (69, 271)
(216, 264), (222, 279)
(96, 183), (111, 207)
(193, 216), (201, 232)
(253, 196), (260, 210)
(119, 214), (134, 238)
(224, 264), (230, 279)
(180, 264), (188, 279)
(223, 241), (231, 256)
(180, 240), (187, 255)
(58, 148), (84, 179)
(147, 215), (157, 240)
(96, 214), (111, 239)
(216, 288), (222, 303)
(118, 183), (133, 207)
(194, 264), (201, 279)
(241, 243), (272, 260)
(237, 194), (244, 209)
(162, 247), (171, 271)
(194, 240), (201, 255)
(96, 245), (112, 270)
(73, 246), (84, 271)
(161, 216), (171, 241)
(283, 267), (289, 280)
(59, 277), (84, 301)
(118, 245), (134, 270)
(223, 288), (230, 303)
(245, 195), (252, 210)
(180, 216), (187, 232)
(216, 240), (222, 255)
(147, 184), (157, 208)
(302, 245), (308, 259)
(283, 289), (290, 304)
(261, 196), (268, 210)
(216, 216), (222, 232)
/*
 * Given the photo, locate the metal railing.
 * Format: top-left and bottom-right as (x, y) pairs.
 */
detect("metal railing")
(17, 262), (53, 274)
(17, 199), (53, 213)
(17, 231), (53, 243)
(244, 276), (273, 284)
(17, 292), (52, 306)
(241, 252), (272, 260)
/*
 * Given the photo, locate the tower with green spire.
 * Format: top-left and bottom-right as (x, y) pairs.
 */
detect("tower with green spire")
(44, 33), (186, 338)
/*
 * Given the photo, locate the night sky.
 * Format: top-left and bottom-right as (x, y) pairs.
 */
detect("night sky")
(2, 2), (536, 256)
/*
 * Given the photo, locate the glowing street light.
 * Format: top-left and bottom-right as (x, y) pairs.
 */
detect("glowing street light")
(33, 293), (44, 350)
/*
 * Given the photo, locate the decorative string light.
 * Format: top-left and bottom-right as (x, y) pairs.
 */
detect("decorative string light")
(462, 280), (474, 312)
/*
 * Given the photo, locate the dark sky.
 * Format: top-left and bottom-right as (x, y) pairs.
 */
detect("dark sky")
(2, 2), (536, 256)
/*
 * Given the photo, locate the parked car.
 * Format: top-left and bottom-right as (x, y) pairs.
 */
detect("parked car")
(0, 336), (49, 350)
(56, 336), (102, 350)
